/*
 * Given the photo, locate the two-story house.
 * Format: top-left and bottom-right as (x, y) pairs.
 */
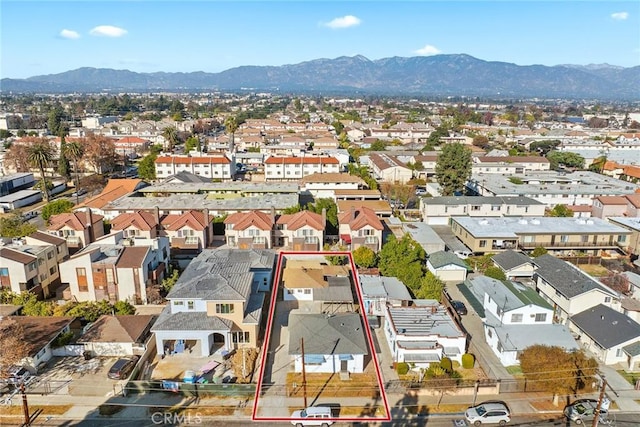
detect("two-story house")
(160, 209), (213, 256)
(224, 211), (274, 249)
(281, 259), (352, 303)
(110, 211), (160, 239)
(464, 275), (578, 366)
(154, 153), (234, 181)
(59, 232), (169, 304)
(151, 249), (276, 357)
(384, 300), (467, 367)
(338, 206), (384, 252)
(47, 209), (105, 254)
(533, 254), (618, 324)
(264, 155), (340, 181)
(274, 210), (325, 251)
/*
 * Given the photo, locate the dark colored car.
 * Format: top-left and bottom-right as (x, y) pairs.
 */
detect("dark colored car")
(452, 300), (468, 316)
(107, 356), (139, 380)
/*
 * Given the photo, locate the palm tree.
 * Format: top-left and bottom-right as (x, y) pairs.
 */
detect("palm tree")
(27, 140), (54, 203)
(64, 140), (84, 203)
(162, 126), (179, 152)
(224, 116), (239, 151)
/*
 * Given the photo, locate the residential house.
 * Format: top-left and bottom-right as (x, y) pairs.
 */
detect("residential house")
(282, 259), (352, 303)
(160, 210), (213, 256)
(333, 189), (383, 203)
(8, 316), (80, 372)
(288, 312), (368, 374)
(299, 173), (365, 199)
(338, 206), (384, 252)
(154, 153), (234, 181)
(77, 315), (156, 356)
(264, 155), (340, 181)
(533, 254), (618, 324)
(592, 196), (630, 219)
(110, 211), (160, 239)
(77, 179), (147, 219)
(359, 274), (412, 319)
(464, 276), (578, 366)
(47, 209), (105, 253)
(384, 300), (467, 366)
(114, 136), (150, 157)
(151, 249), (276, 357)
(426, 251), (469, 284)
(472, 156), (550, 174)
(419, 196), (545, 226)
(161, 171), (212, 184)
(402, 223), (446, 255)
(369, 153), (412, 184)
(59, 232), (170, 304)
(491, 250), (535, 279)
(275, 210), (325, 251)
(224, 211), (274, 249)
(607, 217), (640, 256)
(337, 200), (393, 218)
(569, 304), (640, 370)
(450, 216), (630, 255)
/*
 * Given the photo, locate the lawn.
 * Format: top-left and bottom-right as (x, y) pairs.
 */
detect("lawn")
(0, 404), (72, 416)
(617, 370), (640, 386)
(506, 365), (523, 376)
(286, 372), (381, 398)
(577, 264), (610, 277)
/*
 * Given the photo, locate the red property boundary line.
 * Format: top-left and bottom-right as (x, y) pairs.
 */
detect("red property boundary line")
(252, 251), (391, 423)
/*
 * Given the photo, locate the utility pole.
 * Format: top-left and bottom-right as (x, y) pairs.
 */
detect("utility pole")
(20, 382), (30, 426)
(301, 337), (308, 409)
(591, 375), (607, 427)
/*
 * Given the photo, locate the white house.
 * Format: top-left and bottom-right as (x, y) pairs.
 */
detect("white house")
(426, 251), (469, 284)
(281, 259), (351, 302)
(491, 250), (535, 279)
(384, 300), (467, 367)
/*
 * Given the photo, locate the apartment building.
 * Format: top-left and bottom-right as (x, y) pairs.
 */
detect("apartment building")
(419, 196), (545, 225)
(47, 209), (105, 253)
(154, 153), (234, 180)
(264, 155), (340, 181)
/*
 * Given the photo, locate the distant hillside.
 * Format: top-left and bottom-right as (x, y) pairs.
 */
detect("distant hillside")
(2, 54), (639, 99)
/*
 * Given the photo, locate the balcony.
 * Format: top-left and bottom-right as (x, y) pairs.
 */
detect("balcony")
(518, 239), (623, 250)
(171, 236), (201, 249)
(66, 236), (83, 248)
(291, 236), (320, 251)
(352, 236), (379, 252)
(237, 237), (267, 250)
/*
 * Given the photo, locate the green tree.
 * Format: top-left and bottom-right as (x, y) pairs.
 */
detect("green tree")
(531, 246), (548, 257)
(224, 116), (239, 150)
(162, 126), (179, 152)
(588, 155), (607, 174)
(352, 246), (377, 268)
(282, 205), (303, 214)
(530, 140), (560, 155)
(63, 140), (85, 196)
(546, 151), (585, 170)
(0, 213), (37, 238)
(42, 199), (74, 221)
(547, 204), (574, 217)
(435, 143), (472, 196)
(306, 198), (338, 234)
(425, 124), (450, 148)
(331, 121), (345, 135)
(161, 269), (180, 294)
(414, 272), (445, 300)
(184, 136), (201, 153)
(378, 234), (426, 290)
(113, 300), (136, 315)
(47, 106), (64, 136)
(484, 266), (507, 281)
(138, 153), (157, 181)
(57, 136), (71, 182)
(472, 135), (489, 149)
(369, 140), (388, 151)
(27, 140), (55, 203)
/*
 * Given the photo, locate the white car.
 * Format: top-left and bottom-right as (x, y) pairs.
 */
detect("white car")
(465, 401), (511, 426)
(290, 406), (333, 427)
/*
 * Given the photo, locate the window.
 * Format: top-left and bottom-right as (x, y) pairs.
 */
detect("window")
(604, 296), (611, 303)
(28, 262), (36, 271)
(560, 235), (569, 243)
(581, 235), (589, 243)
(187, 301), (194, 310)
(534, 313), (547, 322)
(616, 348), (623, 357)
(232, 331), (250, 343)
(618, 235), (627, 243)
(487, 329), (492, 338)
(47, 251), (54, 260)
(0, 268), (8, 276)
(76, 267), (88, 291)
(216, 303), (234, 314)
(49, 266), (57, 275)
(174, 301), (184, 306)
(303, 289), (311, 294)
(479, 240), (487, 248)
(510, 313), (523, 323)
(471, 205), (480, 211)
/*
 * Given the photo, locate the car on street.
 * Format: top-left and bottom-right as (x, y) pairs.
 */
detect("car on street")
(22, 211), (38, 220)
(563, 398), (610, 425)
(7, 366), (32, 386)
(465, 401), (511, 425)
(107, 356), (139, 380)
(290, 406), (334, 426)
(451, 300), (468, 316)
(71, 188), (87, 197)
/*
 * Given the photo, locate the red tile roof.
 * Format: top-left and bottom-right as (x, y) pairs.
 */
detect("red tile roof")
(78, 179), (144, 210)
(224, 211), (273, 231)
(48, 211), (104, 231)
(161, 210), (210, 231)
(115, 246), (149, 268)
(276, 211), (324, 231)
(338, 206), (384, 231)
(155, 156), (231, 165)
(111, 212), (158, 231)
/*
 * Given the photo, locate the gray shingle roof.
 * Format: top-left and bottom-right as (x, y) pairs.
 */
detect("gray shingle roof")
(533, 254), (614, 299)
(492, 250), (532, 271)
(484, 312), (578, 352)
(288, 312), (369, 356)
(623, 341), (640, 357)
(570, 304), (640, 349)
(243, 292), (265, 324)
(313, 276), (355, 302)
(428, 251), (468, 269)
(151, 311), (232, 332)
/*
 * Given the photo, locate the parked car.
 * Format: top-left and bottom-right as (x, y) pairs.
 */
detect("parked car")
(71, 188), (87, 197)
(7, 366), (31, 385)
(22, 211), (38, 220)
(290, 406), (334, 426)
(465, 401), (511, 426)
(451, 300), (468, 316)
(454, 250), (472, 259)
(107, 356), (139, 380)
(563, 398), (610, 425)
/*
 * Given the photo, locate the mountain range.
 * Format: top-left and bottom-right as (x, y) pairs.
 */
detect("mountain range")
(2, 54), (639, 100)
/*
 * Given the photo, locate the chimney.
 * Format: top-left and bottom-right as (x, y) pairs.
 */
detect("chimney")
(350, 206), (356, 222)
(203, 208), (210, 247)
(85, 208), (94, 243)
(154, 206), (161, 237)
(321, 207), (327, 227)
(271, 206), (276, 224)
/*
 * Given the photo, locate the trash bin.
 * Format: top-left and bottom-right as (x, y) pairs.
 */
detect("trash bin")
(83, 350), (93, 360)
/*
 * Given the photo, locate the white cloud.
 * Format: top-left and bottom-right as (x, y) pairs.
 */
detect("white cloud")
(414, 44), (442, 56)
(323, 15), (361, 29)
(611, 12), (629, 20)
(59, 29), (80, 39)
(89, 25), (128, 37)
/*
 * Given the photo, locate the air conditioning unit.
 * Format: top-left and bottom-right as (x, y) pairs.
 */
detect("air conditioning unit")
(123, 238), (135, 246)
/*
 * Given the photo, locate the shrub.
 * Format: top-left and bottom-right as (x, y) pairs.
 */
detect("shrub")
(396, 362), (410, 375)
(462, 353), (475, 369)
(484, 266), (506, 281)
(440, 357), (452, 373)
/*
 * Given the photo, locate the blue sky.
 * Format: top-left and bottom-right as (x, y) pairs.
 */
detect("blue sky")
(1, 1), (639, 79)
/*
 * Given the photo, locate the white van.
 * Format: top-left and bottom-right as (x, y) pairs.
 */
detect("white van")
(290, 406), (334, 426)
